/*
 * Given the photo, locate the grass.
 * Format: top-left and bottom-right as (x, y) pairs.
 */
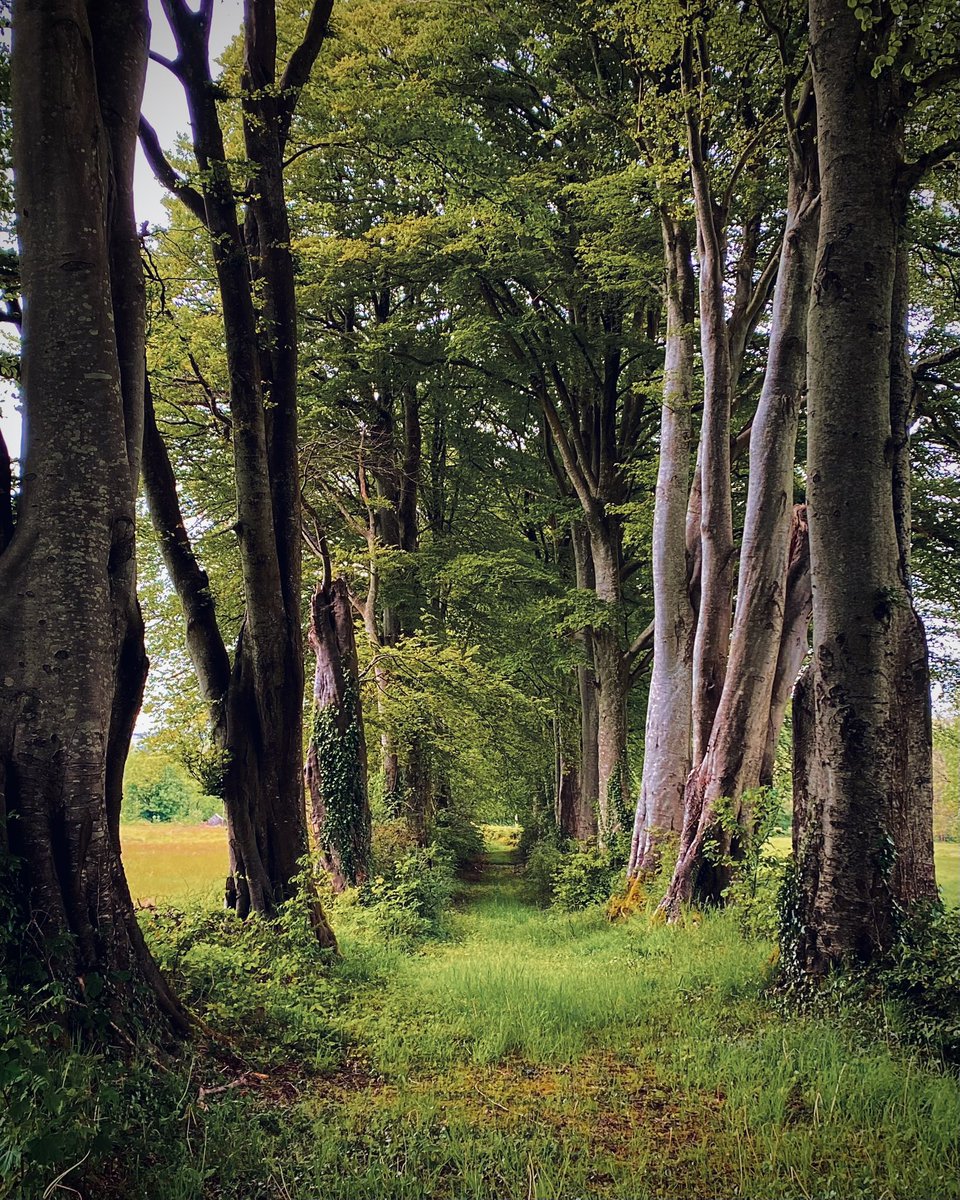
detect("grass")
(308, 857), (959, 1200)
(23, 823), (949, 1199)
(120, 821), (227, 906)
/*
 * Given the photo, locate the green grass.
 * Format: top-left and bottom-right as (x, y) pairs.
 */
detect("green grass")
(29, 824), (951, 1200)
(306, 858), (959, 1200)
(769, 834), (959, 908)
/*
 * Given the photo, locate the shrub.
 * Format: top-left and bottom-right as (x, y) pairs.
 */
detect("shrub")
(523, 840), (564, 906)
(358, 846), (456, 942)
(141, 876), (341, 1066)
(434, 807), (485, 875)
(370, 818), (420, 876)
(880, 904), (960, 1063)
(551, 846), (623, 912)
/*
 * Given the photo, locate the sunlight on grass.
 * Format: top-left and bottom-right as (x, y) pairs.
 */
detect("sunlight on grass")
(120, 822), (227, 906)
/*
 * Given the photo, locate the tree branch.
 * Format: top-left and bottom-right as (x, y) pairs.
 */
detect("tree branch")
(277, 0), (335, 152)
(138, 117), (207, 225)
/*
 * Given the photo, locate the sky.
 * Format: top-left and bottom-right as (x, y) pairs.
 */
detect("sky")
(0, 0), (245, 460)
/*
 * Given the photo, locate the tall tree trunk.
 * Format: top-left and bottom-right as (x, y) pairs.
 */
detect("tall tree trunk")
(661, 121), (820, 913)
(306, 577), (371, 892)
(791, 0), (936, 972)
(683, 36), (736, 770)
(570, 520), (599, 840)
(139, 1), (333, 926)
(629, 216), (696, 876)
(0, 0), (185, 1034)
(587, 515), (629, 845)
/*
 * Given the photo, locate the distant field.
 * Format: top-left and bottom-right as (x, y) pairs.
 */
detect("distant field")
(121, 822), (227, 906)
(769, 835), (959, 909)
(120, 823), (958, 910)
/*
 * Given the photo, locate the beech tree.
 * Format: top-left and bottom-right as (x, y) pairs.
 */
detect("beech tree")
(139, 0), (336, 938)
(789, 0), (956, 970)
(624, 0), (813, 888)
(0, 0), (184, 1032)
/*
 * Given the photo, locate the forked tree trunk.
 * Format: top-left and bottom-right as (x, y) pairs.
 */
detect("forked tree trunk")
(661, 121), (820, 913)
(140, 1), (334, 936)
(790, 0), (937, 972)
(306, 578), (371, 892)
(629, 216), (696, 875)
(0, 0), (185, 1034)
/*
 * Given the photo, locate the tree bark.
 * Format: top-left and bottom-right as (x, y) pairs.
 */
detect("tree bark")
(683, 35), (736, 771)
(760, 506), (812, 786)
(306, 578), (371, 892)
(570, 520), (599, 840)
(792, 0), (937, 972)
(0, 0), (185, 1034)
(587, 514), (630, 844)
(140, 1), (334, 927)
(629, 216), (696, 876)
(661, 114), (820, 913)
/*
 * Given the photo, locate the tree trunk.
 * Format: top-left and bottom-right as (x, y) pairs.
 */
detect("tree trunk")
(791, 0), (937, 972)
(587, 515), (630, 845)
(629, 216), (696, 876)
(684, 44), (736, 770)
(306, 578), (372, 892)
(760, 506), (812, 785)
(661, 126), (819, 913)
(571, 520), (599, 839)
(140, 2), (333, 929)
(0, 0), (185, 1035)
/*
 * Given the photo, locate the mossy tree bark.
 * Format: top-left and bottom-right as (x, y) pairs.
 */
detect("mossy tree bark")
(0, 0), (185, 1035)
(306, 577), (372, 893)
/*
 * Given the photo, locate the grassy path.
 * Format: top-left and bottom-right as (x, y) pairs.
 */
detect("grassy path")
(270, 846), (960, 1200)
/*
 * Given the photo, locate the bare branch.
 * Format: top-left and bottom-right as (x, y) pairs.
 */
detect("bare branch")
(138, 117), (207, 225)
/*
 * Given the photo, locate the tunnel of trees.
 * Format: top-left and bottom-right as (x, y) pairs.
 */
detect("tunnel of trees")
(1, 0), (959, 1195)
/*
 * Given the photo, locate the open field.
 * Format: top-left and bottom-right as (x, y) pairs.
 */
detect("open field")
(768, 835), (959, 910)
(122, 823), (959, 908)
(120, 822), (227, 906)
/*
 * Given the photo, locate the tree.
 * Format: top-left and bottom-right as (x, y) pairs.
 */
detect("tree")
(0, 0), (185, 1033)
(139, 0), (336, 941)
(788, 0), (955, 971)
(305, 570), (372, 891)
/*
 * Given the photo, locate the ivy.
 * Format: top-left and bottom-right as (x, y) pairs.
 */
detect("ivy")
(310, 674), (370, 886)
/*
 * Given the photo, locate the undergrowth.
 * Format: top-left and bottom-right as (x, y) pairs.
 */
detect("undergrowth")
(3, 830), (959, 1200)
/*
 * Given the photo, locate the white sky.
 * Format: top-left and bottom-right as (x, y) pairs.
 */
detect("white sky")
(0, 0), (244, 459)
(135, 0), (244, 227)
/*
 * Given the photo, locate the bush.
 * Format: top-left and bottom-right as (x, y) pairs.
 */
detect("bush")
(434, 807), (485, 875)
(551, 846), (623, 912)
(370, 818), (420, 875)
(141, 878), (341, 1067)
(358, 845), (456, 942)
(523, 840), (564, 906)
(121, 751), (222, 824)
(880, 904), (960, 1063)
